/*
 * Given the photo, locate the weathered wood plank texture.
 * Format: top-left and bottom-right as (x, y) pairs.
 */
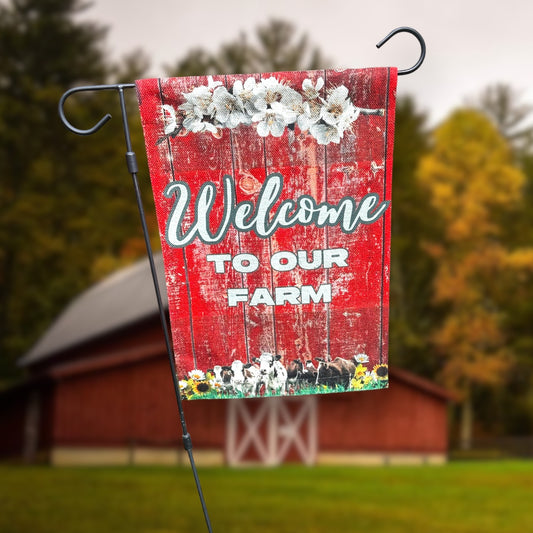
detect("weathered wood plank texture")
(136, 68), (397, 399)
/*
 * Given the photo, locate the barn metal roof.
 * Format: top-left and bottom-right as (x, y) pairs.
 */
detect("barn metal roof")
(19, 254), (167, 367)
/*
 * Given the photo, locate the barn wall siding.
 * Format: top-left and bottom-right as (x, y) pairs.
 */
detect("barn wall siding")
(11, 322), (451, 465)
(52, 355), (228, 450)
(318, 382), (448, 453)
(50, 353), (448, 463)
(53, 356), (182, 446)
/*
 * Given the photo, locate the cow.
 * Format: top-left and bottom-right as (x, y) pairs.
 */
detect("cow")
(270, 357), (288, 394)
(253, 353), (288, 395)
(315, 357), (356, 389)
(302, 359), (318, 386)
(286, 359), (303, 392)
(243, 362), (261, 396)
(207, 365), (222, 387)
(230, 360), (246, 395)
(207, 365), (234, 395)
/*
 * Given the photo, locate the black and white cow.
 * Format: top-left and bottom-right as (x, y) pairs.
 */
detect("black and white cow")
(230, 360), (246, 395)
(243, 362), (261, 396)
(253, 353), (288, 395)
(286, 359), (303, 392)
(207, 365), (234, 395)
(302, 359), (318, 386)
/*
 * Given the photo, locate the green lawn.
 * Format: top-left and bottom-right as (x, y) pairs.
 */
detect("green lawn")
(1, 461), (532, 533)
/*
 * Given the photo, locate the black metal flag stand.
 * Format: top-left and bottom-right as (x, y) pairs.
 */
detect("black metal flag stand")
(58, 27), (425, 533)
(59, 83), (214, 533)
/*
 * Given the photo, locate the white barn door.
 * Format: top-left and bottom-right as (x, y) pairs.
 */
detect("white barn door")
(226, 396), (318, 466)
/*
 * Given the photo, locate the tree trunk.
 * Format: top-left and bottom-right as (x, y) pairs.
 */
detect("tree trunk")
(459, 395), (473, 450)
(23, 391), (40, 464)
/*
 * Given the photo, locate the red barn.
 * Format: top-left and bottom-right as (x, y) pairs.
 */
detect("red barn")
(2, 255), (453, 466)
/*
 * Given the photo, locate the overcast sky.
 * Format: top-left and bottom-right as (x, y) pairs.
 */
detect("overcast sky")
(82, 0), (533, 125)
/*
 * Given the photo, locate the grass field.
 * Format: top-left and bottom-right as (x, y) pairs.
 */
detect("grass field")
(1, 461), (533, 533)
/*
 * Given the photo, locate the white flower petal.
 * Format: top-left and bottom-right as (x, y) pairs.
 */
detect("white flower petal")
(162, 104), (175, 118)
(204, 122), (219, 134)
(280, 86), (301, 104)
(256, 121), (270, 137)
(302, 79), (313, 91)
(251, 110), (266, 123)
(253, 99), (267, 112)
(355, 353), (369, 363)
(297, 114), (313, 131)
(243, 77), (256, 91)
(270, 119), (285, 137)
(164, 124), (176, 135)
(207, 75), (223, 89)
(188, 369), (206, 380)
(162, 105), (177, 134)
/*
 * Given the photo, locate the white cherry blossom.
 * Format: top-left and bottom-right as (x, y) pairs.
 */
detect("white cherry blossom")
(252, 102), (296, 137)
(212, 86), (247, 129)
(162, 76), (383, 144)
(320, 85), (355, 127)
(253, 76), (286, 111)
(302, 77), (324, 100)
(232, 77), (259, 118)
(179, 86), (214, 118)
(297, 101), (321, 132)
(178, 77), (225, 134)
(310, 122), (342, 145)
(253, 77), (300, 114)
(182, 112), (219, 134)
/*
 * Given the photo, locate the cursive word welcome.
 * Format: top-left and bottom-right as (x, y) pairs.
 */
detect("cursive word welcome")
(164, 173), (389, 248)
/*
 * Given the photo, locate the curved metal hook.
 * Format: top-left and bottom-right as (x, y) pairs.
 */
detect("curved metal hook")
(58, 83), (135, 135)
(376, 27), (426, 76)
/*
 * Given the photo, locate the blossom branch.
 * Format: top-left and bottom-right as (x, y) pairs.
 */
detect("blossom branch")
(158, 75), (385, 146)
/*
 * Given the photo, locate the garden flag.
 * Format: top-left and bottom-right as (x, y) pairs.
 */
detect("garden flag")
(136, 68), (397, 400)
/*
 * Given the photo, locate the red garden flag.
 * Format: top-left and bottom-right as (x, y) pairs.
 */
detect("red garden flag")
(136, 68), (397, 399)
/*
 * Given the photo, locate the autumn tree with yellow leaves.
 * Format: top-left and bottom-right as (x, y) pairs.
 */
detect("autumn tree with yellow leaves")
(418, 109), (533, 449)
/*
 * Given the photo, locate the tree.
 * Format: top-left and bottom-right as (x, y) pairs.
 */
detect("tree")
(0, 0), (149, 382)
(417, 109), (532, 449)
(167, 19), (328, 76)
(472, 86), (533, 437)
(0, 10), (335, 384)
(474, 84), (533, 156)
(388, 97), (439, 376)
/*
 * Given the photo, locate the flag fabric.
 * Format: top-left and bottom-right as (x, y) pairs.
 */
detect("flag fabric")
(136, 68), (397, 399)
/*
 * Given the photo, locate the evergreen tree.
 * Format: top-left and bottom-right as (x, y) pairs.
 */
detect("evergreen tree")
(389, 97), (438, 376)
(167, 19), (328, 76)
(475, 84), (533, 156)
(0, 0), (149, 382)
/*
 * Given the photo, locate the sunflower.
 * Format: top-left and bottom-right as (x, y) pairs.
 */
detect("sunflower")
(192, 380), (211, 395)
(373, 364), (388, 380)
